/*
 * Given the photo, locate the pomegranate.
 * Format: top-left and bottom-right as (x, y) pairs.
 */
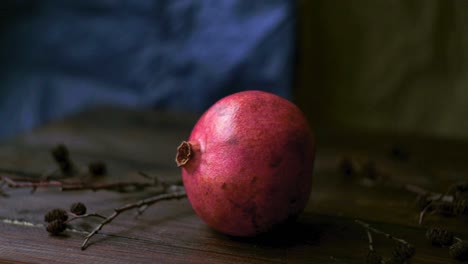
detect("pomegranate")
(175, 90), (315, 236)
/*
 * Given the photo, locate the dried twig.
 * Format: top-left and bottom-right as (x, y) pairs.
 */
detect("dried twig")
(2, 176), (63, 188)
(0, 175), (160, 192)
(450, 237), (468, 261)
(365, 227), (375, 252)
(67, 212), (107, 222)
(403, 183), (468, 224)
(404, 184), (453, 203)
(2, 144), (188, 251)
(44, 204), (107, 235)
(0, 143), (110, 194)
(355, 220), (409, 245)
(61, 181), (157, 191)
(81, 185), (186, 250)
(355, 219), (415, 263)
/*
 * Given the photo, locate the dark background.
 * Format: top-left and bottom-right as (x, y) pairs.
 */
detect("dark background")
(296, 0), (467, 140)
(0, 0), (294, 139)
(1, 0), (467, 140)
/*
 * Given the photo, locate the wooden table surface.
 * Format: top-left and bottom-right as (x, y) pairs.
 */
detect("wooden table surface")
(0, 107), (467, 264)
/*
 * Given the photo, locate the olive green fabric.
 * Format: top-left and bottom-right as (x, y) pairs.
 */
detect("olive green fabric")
(296, 0), (467, 139)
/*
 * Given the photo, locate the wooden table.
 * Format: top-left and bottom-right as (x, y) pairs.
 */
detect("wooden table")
(1, 107), (467, 263)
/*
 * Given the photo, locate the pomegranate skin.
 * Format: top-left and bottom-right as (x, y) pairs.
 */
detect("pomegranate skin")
(177, 90), (315, 236)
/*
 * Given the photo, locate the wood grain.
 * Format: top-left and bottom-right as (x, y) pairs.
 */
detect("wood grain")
(1, 107), (467, 263)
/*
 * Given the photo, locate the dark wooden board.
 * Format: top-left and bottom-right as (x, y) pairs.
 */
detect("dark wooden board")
(1, 107), (467, 263)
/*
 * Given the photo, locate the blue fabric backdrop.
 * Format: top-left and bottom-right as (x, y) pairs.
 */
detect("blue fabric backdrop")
(0, 0), (295, 139)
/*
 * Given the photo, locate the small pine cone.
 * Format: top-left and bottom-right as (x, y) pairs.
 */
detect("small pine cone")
(70, 202), (87, 215)
(88, 161), (107, 177)
(44, 209), (68, 223)
(366, 250), (383, 264)
(426, 227), (454, 247)
(46, 220), (66, 235)
(392, 243), (415, 260)
(51, 144), (75, 174)
(449, 241), (468, 261)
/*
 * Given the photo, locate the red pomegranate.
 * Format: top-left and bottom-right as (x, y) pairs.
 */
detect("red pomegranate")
(175, 90), (315, 236)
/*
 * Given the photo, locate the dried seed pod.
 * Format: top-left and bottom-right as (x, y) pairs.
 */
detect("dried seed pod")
(51, 144), (74, 174)
(70, 202), (87, 215)
(46, 220), (66, 235)
(51, 144), (69, 163)
(44, 209), (68, 223)
(449, 240), (468, 261)
(426, 227), (454, 247)
(366, 250), (383, 264)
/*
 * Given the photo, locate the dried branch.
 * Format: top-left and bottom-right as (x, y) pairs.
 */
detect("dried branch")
(2, 144), (189, 251)
(81, 185), (186, 250)
(405, 184), (453, 203)
(355, 219), (415, 263)
(403, 183), (468, 224)
(45, 204), (107, 235)
(61, 181), (157, 192)
(0, 175), (162, 193)
(355, 220), (409, 245)
(365, 227), (375, 252)
(2, 176), (63, 188)
(66, 212), (107, 222)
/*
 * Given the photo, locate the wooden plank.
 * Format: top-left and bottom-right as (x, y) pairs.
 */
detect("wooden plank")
(1, 107), (467, 263)
(0, 222), (278, 264)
